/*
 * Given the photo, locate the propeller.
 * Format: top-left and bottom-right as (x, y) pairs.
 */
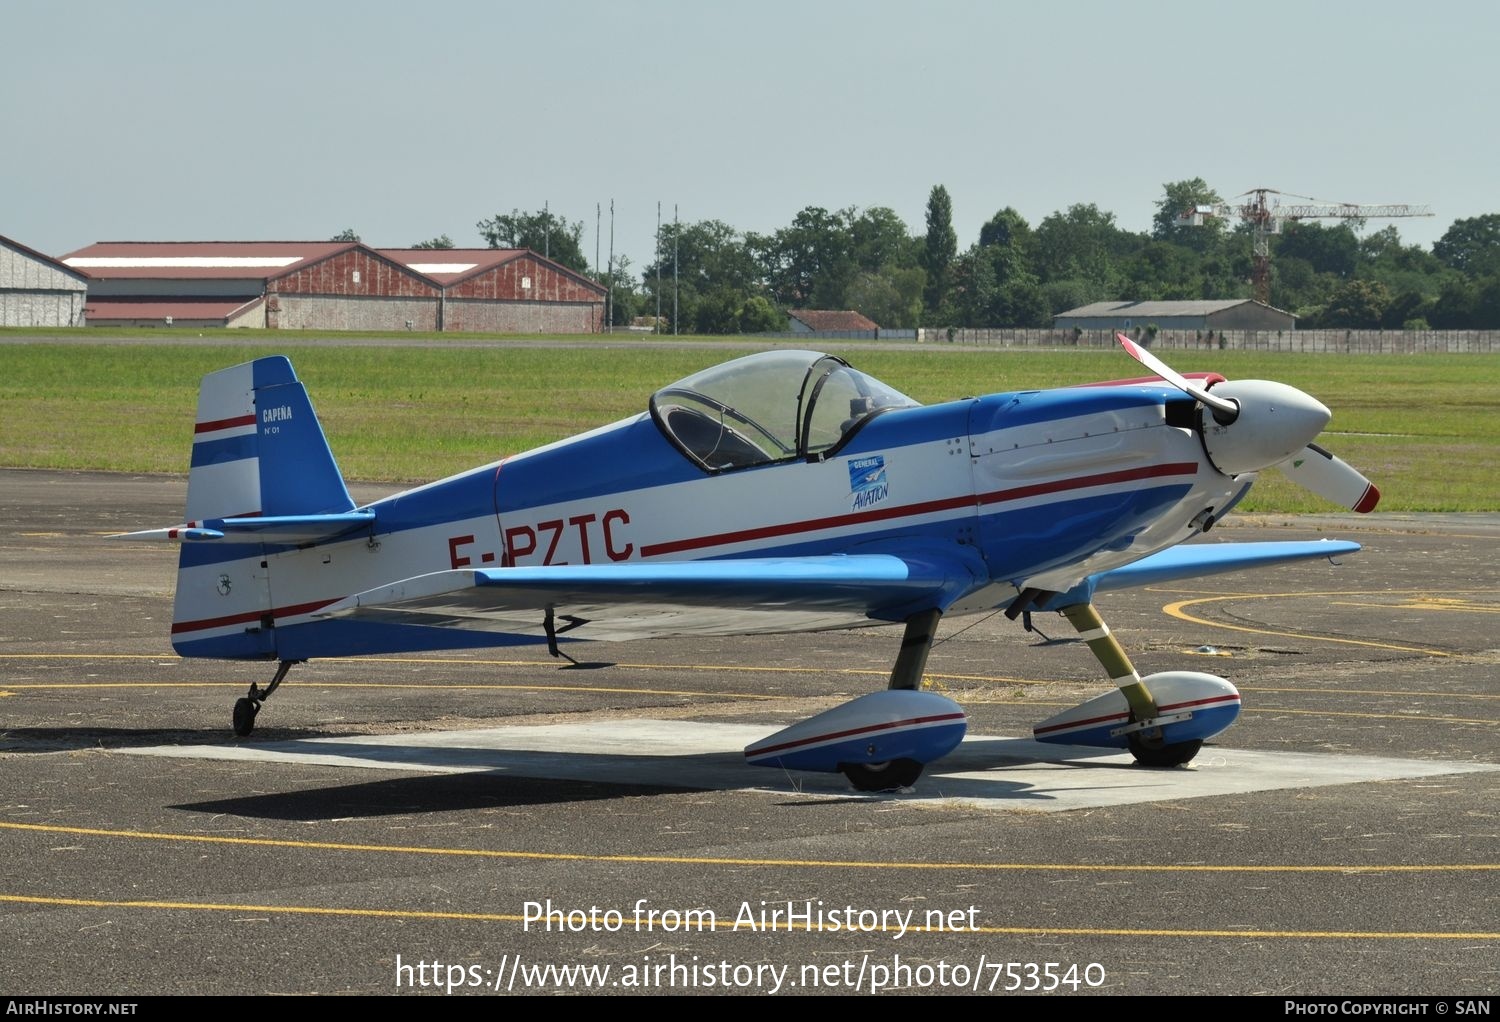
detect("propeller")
(1117, 334), (1239, 424)
(1277, 442), (1381, 513)
(1117, 333), (1380, 513)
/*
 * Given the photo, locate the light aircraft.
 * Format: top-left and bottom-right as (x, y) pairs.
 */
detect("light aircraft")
(120, 335), (1377, 790)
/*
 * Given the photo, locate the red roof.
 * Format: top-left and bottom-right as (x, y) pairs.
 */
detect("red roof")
(84, 297), (264, 323)
(62, 241), (356, 280)
(379, 247), (606, 295)
(377, 248), (527, 282)
(790, 309), (880, 331)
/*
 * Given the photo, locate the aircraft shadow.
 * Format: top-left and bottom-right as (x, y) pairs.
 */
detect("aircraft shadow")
(0, 725), (353, 753)
(170, 770), (701, 821)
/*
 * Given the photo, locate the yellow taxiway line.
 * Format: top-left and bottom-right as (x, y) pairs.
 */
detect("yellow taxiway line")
(3, 821), (1495, 875)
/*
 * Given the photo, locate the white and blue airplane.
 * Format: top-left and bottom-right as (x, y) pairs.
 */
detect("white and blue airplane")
(120, 336), (1377, 790)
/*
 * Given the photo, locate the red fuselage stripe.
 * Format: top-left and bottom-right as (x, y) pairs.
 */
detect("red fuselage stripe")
(171, 598), (341, 635)
(977, 463), (1198, 507)
(643, 462), (1199, 558)
(1032, 692), (1240, 736)
(747, 712), (966, 758)
(174, 464), (1204, 637)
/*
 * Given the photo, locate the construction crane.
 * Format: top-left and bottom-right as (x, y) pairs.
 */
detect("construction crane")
(1175, 188), (1433, 305)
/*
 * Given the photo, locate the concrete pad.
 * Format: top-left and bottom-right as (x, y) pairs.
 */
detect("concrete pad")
(122, 720), (1500, 811)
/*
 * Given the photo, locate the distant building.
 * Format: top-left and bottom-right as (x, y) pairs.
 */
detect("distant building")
(788, 310), (880, 336)
(1054, 300), (1295, 332)
(64, 240), (431, 330)
(1, 234), (89, 326)
(63, 241), (605, 333)
(379, 249), (605, 333)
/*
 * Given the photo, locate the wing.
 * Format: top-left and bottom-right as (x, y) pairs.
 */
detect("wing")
(1090, 539), (1360, 594)
(315, 551), (986, 642)
(113, 511), (376, 546)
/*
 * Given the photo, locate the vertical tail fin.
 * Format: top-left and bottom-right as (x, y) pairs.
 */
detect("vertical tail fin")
(173, 356), (352, 659)
(186, 356), (353, 520)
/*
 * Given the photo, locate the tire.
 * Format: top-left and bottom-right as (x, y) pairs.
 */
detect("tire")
(232, 697), (258, 737)
(1127, 734), (1202, 767)
(840, 758), (923, 792)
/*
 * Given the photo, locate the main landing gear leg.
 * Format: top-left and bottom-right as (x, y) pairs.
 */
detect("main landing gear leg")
(839, 609), (944, 792)
(232, 659), (299, 737)
(1058, 603), (1202, 767)
(887, 608), (942, 691)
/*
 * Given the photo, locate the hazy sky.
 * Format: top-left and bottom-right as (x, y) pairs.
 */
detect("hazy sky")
(5, 0), (1493, 271)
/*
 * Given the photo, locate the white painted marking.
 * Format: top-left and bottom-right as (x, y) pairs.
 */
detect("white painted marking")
(406, 263), (478, 274)
(65, 256), (303, 269)
(121, 721), (1500, 811)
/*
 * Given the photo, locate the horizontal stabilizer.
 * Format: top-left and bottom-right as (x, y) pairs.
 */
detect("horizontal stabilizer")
(316, 552), (983, 641)
(1091, 539), (1361, 593)
(114, 510), (375, 545)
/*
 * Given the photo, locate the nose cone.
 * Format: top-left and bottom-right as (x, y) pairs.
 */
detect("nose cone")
(1199, 380), (1332, 476)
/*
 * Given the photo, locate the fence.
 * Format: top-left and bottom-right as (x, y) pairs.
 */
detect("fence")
(906, 327), (1500, 353)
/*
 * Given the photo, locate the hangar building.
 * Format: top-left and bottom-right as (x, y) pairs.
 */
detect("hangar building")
(62, 241), (605, 333)
(380, 249), (606, 333)
(1, 234), (89, 326)
(1054, 299), (1295, 332)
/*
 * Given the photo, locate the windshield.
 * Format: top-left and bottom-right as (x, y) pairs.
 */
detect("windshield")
(650, 349), (919, 471)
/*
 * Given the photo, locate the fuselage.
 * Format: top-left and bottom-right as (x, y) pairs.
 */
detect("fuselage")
(171, 382), (1239, 661)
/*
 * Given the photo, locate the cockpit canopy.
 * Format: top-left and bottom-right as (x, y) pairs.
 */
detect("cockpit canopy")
(650, 349), (920, 472)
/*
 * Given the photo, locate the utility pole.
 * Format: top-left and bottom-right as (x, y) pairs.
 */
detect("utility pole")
(606, 199), (615, 334)
(595, 203), (601, 333)
(673, 204), (679, 336)
(655, 201), (662, 335)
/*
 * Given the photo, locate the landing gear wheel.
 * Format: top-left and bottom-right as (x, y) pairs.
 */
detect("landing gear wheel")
(840, 758), (923, 792)
(232, 697), (259, 737)
(1127, 734), (1202, 767)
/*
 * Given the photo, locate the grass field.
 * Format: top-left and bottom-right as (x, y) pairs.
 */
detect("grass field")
(2, 338), (1495, 512)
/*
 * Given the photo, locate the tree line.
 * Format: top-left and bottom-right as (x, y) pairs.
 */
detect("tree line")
(341, 180), (1500, 332)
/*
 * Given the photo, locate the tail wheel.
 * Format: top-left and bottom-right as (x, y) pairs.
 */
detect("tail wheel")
(839, 758), (923, 791)
(232, 697), (259, 737)
(1127, 734), (1203, 767)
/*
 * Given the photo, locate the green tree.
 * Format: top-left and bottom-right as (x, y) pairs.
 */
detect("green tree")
(1433, 214), (1500, 278)
(1033, 203), (1136, 295)
(1429, 277), (1477, 328)
(693, 288), (741, 334)
(921, 185), (957, 319)
(411, 234), (455, 250)
(1380, 288), (1433, 330)
(1276, 222), (1359, 278)
(850, 206), (919, 274)
(1320, 279), (1392, 328)
(846, 267), (925, 328)
(331, 228), (360, 242)
(978, 207), (1033, 252)
(738, 295), (784, 333)
(476, 208), (589, 273)
(642, 219), (767, 333)
(757, 206), (856, 308)
(601, 255), (641, 328)
(1151, 178), (1226, 250)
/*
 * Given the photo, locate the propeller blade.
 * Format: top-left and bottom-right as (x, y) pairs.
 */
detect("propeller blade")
(1117, 333), (1239, 423)
(1277, 443), (1381, 513)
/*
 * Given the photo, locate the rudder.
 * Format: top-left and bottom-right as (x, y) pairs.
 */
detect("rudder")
(173, 356), (353, 659)
(186, 356), (354, 521)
